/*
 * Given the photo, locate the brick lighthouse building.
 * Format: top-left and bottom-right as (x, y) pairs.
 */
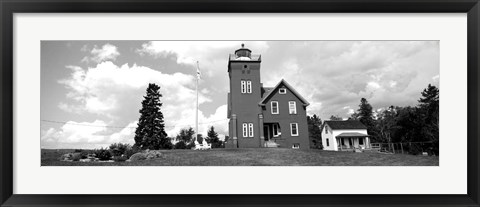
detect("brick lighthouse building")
(226, 44), (310, 149)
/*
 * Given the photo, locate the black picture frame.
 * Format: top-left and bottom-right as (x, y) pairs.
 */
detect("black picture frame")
(1, 0), (479, 206)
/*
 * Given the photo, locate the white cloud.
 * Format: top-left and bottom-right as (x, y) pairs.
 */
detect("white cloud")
(258, 41), (439, 119)
(366, 81), (381, 91)
(82, 44), (120, 63)
(109, 122), (138, 144)
(41, 120), (137, 149)
(389, 81), (398, 88)
(136, 41), (269, 82)
(137, 41), (269, 65)
(348, 108), (355, 114)
(58, 61), (212, 117)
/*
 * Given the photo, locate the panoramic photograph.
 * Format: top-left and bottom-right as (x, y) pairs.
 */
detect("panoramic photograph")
(41, 41), (439, 166)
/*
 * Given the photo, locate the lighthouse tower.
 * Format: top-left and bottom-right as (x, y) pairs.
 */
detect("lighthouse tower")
(227, 44), (263, 148)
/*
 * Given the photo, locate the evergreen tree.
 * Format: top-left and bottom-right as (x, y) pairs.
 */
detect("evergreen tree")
(134, 83), (171, 150)
(205, 126), (223, 148)
(176, 127), (195, 144)
(418, 84), (439, 128)
(356, 98), (378, 141)
(307, 114), (323, 149)
(418, 84), (439, 153)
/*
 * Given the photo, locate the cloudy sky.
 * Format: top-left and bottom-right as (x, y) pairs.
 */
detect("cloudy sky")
(40, 41), (439, 149)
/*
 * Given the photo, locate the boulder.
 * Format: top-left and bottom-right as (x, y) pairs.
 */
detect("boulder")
(129, 150), (163, 162)
(79, 158), (91, 162)
(145, 150), (163, 159)
(72, 153), (82, 161)
(129, 152), (147, 161)
(59, 153), (73, 161)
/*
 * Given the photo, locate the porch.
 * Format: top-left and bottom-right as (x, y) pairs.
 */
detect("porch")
(263, 123), (281, 147)
(336, 132), (370, 152)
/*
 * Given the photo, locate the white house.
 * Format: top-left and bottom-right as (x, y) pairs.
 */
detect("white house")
(321, 120), (371, 151)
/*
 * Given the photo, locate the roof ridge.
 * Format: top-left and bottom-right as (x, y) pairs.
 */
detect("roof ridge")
(258, 79), (309, 106)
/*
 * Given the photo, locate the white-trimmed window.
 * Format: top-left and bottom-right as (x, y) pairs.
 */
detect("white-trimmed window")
(271, 101), (279, 114)
(241, 80), (246, 93)
(242, 123), (248, 137)
(290, 123), (299, 136)
(288, 101), (297, 114)
(279, 88), (287, 94)
(246, 81), (252, 93)
(326, 138), (330, 147)
(248, 123), (254, 137)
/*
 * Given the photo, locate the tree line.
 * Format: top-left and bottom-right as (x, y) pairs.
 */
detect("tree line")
(308, 84), (439, 154)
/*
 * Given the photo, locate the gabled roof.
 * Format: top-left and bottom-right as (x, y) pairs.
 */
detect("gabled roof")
(261, 87), (274, 98)
(258, 79), (309, 106)
(324, 120), (367, 130)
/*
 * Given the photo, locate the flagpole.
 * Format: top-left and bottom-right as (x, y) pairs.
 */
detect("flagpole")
(195, 61), (199, 142)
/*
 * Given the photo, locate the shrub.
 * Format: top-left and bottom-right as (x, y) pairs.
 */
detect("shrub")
(311, 140), (324, 150)
(71, 153), (82, 161)
(125, 145), (141, 159)
(186, 142), (196, 149)
(175, 141), (187, 149)
(94, 148), (112, 161)
(109, 143), (131, 157)
(80, 151), (90, 159)
(163, 141), (174, 150)
(113, 156), (128, 162)
(129, 152), (147, 161)
(151, 138), (173, 150)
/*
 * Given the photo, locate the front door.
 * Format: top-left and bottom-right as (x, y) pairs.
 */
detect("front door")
(263, 125), (270, 141)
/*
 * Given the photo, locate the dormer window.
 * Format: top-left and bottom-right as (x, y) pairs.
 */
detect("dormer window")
(279, 88), (287, 94)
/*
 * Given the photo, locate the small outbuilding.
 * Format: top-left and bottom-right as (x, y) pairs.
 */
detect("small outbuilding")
(321, 120), (371, 151)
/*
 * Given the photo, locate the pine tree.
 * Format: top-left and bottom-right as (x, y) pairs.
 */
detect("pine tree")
(134, 83), (171, 150)
(356, 98), (378, 141)
(307, 114), (323, 149)
(206, 126), (223, 148)
(418, 84), (439, 153)
(419, 84), (439, 123)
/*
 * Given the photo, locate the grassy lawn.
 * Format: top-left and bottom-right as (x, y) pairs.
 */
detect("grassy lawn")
(42, 148), (439, 166)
